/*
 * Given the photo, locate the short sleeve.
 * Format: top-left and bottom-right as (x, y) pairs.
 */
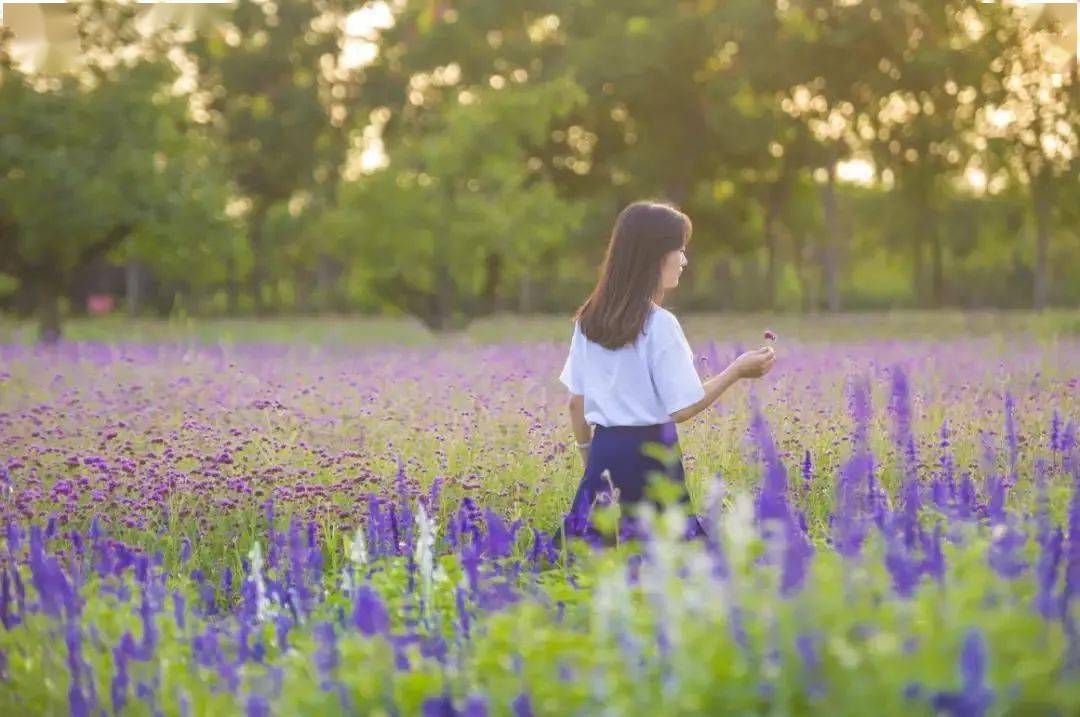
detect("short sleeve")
(558, 322), (584, 394)
(650, 314), (705, 415)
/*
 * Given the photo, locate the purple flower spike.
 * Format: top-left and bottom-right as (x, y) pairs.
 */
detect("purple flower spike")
(801, 450), (813, 495)
(748, 401), (789, 522)
(312, 622), (339, 690)
(1034, 528), (1063, 619)
(68, 683), (90, 717)
(511, 693), (534, 717)
(462, 695), (488, 717)
(931, 629), (994, 717)
(1063, 469), (1080, 609)
(246, 693), (271, 717)
(422, 694), (457, 717)
(987, 515), (1028, 581)
(1004, 392), (1018, 487)
(353, 584), (390, 637)
(484, 510), (515, 558)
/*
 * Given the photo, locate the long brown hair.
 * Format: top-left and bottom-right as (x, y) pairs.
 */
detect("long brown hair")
(574, 200), (692, 350)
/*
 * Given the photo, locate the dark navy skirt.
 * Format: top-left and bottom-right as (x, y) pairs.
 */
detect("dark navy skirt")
(562, 422), (705, 543)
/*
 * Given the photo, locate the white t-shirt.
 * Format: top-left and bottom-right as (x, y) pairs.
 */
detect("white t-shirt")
(558, 305), (705, 426)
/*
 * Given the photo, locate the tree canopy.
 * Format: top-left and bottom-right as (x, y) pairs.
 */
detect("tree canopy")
(1, 0), (1076, 339)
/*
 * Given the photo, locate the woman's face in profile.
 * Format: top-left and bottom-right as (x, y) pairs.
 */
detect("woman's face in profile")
(659, 246), (688, 291)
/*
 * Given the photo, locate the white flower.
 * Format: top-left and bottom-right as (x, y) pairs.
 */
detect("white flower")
(414, 503), (439, 618)
(247, 541), (273, 623)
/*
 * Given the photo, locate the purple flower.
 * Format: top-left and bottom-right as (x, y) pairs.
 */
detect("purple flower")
(746, 405), (809, 591)
(136, 585), (157, 659)
(748, 402), (789, 523)
(511, 693), (534, 717)
(884, 534), (922, 598)
(0, 569), (15, 629)
(796, 632), (819, 671)
(1063, 468), (1080, 609)
(833, 449), (871, 559)
(246, 693), (271, 717)
(274, 615), (291, 652)
(484, 510), (515, 558)
(422, 694), (457, 717)
(68, 683), (90, 717)
(312, 622), (338, 689)
(28, 526), (72, 618)
(111, 633), (135, 713)
(287, 519), (310, 613)
(1034, 528), (1063, 619)
(832, 377), (875, 558)
(888, 366), (917, 478)
(780, 510), (813, 596)
(801, 450), (813, 495)
(192, 627), (221, 667)
(172, 590), (186, 631)
(796, 632), (826, 699)
(921, 524), (945, 582)
(987, 524), (1027, 580)
(1004, 392), (1018, 487)
(455, 586), (471, 637)
(462, 695), (488, 717)
(931, 629), (994, 717)
(353, 584), (390, 636)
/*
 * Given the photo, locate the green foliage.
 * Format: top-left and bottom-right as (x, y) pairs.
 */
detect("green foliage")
(0, 2), (229, 334)
(2, 0), (1079, 332)
(326, 77), (587, 330)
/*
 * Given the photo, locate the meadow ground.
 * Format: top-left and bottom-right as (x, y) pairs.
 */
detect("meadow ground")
(0, 311), (1078, 715)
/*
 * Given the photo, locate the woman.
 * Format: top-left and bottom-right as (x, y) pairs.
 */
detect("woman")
(559, 200), (775, 542)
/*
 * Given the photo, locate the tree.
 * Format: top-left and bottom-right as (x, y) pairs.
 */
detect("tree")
(775, 0), (911, 312)
(184, 0), (364, 314)
(703, 0), (821, 310)
(326, 76), (586, 330)
(859, 1), (1012, 307)
(0, 1), (227, 341)
(980, 7), (1077, 310)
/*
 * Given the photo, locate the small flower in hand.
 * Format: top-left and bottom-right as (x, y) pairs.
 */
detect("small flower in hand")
(763, 329), (777, 342)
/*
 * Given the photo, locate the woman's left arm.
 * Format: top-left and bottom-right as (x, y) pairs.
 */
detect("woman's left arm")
(567, 393), (593, 464)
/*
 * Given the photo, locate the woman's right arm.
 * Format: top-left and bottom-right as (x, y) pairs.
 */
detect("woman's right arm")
(567, 393), (593, 463)
(669, 347), (775, 423)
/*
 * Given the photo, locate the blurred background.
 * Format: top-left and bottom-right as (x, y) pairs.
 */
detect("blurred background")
(0, 0), (1077, 343)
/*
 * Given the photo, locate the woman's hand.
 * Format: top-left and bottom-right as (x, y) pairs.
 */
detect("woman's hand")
(731, 346), (776, 379)
(578, 445), (590, 465)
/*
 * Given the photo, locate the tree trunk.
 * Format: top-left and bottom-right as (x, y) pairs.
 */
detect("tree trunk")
(37, 278), (62, 344)
(712, 256), (734, 311)
(789, 225), (812, 313)
(226, 254), (240, 315)
(1032, 169), (1053, 311)
(14, 282), (35, 318)
(433, 268), (455, 330)
(518, 268), (535, 313)
(126, 260), (141, 317)
(321, 256), (347, 312)
(248, 202), (270, 316)
(818, 158), (841, 312)
(921, 203), (944, 308)
(762, 172), (792, 311)
(479, 251), (502, 316)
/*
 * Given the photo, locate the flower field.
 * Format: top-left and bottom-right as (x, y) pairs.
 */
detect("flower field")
(0, 327), (1078, 715)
